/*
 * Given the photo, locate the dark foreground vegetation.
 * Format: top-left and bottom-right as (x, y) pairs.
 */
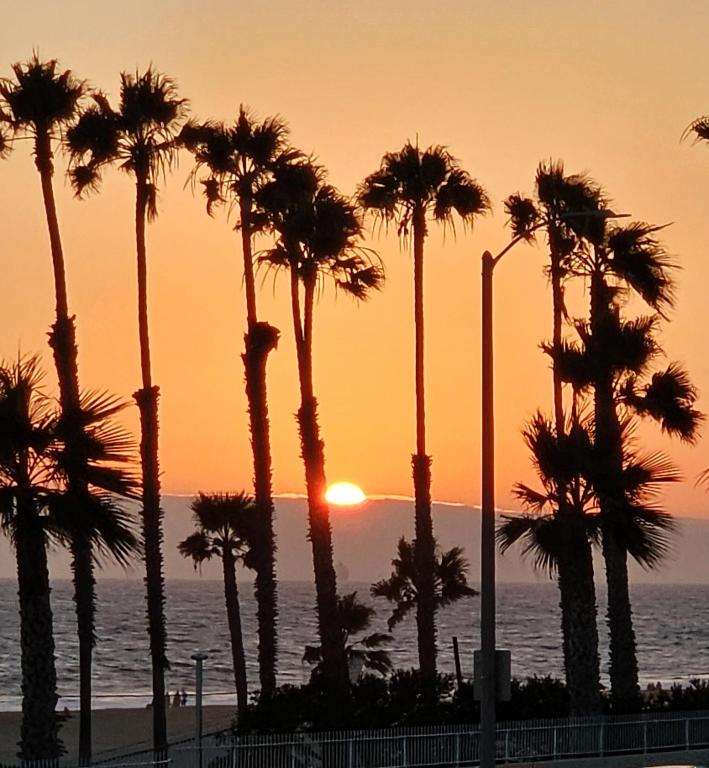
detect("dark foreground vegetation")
(245, 675), (709, 732)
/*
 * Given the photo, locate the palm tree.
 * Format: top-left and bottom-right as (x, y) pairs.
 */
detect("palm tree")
(503, 165), (605, 714)
(179, 109), (296, 698)
(0, 356), (64, 760)
(303, 592), (393, 680)
(179, 492), (256, 720)
(565, 217), (702, 709)
(359, 142), (489, 688)
(66, 68), (187, 752)
(0, 54), (122, 762)
(0, 356), (140, 760)
(257, 158), (383, 706)
(371, 537), (478, 633)
(498, 411), (604, 715)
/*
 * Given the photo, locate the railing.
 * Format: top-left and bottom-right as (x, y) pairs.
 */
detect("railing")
(168, 710), (709, 768)
(10, 709), (709, 768)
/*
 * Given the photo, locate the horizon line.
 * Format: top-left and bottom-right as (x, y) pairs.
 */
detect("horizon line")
(162, 490), (472, 508)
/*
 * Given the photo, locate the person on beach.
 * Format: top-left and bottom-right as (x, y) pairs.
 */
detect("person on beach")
(180, 688), (187, 707)
(172, 690), (181, 708)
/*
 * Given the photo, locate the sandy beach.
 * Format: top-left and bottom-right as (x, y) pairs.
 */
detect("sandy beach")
(0, 705), (236, 763)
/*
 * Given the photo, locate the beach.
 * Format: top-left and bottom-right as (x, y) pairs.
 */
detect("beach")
(0, 705), (235, 763)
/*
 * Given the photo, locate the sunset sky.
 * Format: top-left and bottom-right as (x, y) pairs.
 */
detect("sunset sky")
(2, 1), (709, 517)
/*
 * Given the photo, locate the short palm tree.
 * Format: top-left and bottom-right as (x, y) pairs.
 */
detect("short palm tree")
(371, 537), (478, 633)
(179, 492), (256, 720)
(0, 356), (140, 761)
(0, 356), (64, 760)
(0, 55), (134, 762)
(303, 592), (393, 680)
(180, 109), (296, 698)
(498, 411), (602, 714)
(66, 68), (187, 752)
(257, 157), (383, 705)
(359, 142), (489, 687)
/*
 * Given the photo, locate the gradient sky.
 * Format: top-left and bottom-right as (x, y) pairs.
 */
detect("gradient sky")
(2, 1), (709, 515)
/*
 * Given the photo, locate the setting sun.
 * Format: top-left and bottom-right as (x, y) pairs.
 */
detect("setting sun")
(325, 482), (366, 506)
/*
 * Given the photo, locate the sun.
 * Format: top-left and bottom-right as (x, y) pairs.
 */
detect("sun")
(326, 481), (366, 506)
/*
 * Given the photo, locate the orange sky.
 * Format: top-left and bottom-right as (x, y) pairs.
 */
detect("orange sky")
(1, 1), (708, 516)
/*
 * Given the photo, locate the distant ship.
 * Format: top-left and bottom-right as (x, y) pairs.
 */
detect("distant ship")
(335, 560), (350, 584)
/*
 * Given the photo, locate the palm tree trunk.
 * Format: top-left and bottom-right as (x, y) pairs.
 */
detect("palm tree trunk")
(240, 199), (279, 700)
(15, 499), (63, 761)
(590, 267), (641, 711)
(291, 270), (349, 711)
(550, 244), (565, 435)
(222, 549), (248, 721)
(71, 533), (96, 763)
(411, 205), (437, 691)
(36, 129), (96, 764)
(602, 528), (640, 710)
(557, 521), (601, 715)
(135, 175), (168, 753)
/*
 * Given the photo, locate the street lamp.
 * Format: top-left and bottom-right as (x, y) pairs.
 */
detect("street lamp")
(191, 651), (208, 768)
(478, 209), (628, 768)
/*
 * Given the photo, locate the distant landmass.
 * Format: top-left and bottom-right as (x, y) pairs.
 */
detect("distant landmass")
(1, 495), (706, 584)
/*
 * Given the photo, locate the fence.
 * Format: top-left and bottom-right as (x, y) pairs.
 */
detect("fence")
(12, 709), (709, 768)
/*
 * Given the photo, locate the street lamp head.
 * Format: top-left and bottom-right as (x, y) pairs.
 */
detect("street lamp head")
(191, 652), (208, 661)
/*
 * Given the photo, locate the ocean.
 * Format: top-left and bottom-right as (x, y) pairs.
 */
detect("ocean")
(0, 579), (707, 711)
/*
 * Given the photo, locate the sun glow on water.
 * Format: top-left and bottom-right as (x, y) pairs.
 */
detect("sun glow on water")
(325, 482), (366, 506)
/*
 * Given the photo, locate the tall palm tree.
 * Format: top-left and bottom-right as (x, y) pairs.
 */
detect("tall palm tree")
(257, 158), (383, 708)
(566, 217), (701, 709)
(303, 592), (393, 680)
(0, 54), (124, 762)
(179, 110), (296, 698)
(66, 68), (187, 752)
(503, 165), (604, 714)
(0, 356), (64, 760)
(358, 142), (489, 688)
(179, 492), (256, 720)
(371, 537), (478, 633)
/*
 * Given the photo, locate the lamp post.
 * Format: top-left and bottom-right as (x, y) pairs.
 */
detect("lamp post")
(479, 241), (519, 768)
(478, 208), (628, 768)
(192, 651), (208, 768)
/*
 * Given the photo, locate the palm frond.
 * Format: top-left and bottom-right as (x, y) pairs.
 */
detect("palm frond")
(682, 115), (709, 144)
(0, 54), (84, 132)
(178, 530), (213, 568)
(504, 194), (539, 240)
(496, 513), (562, 575)
(623, 362), (703, 442)
(607, 223), (675, 313)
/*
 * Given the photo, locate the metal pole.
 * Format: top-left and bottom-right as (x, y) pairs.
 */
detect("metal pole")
(452, 636), (464, 691)
(192, 651), (208, 768)
(480, 250), (497, 768)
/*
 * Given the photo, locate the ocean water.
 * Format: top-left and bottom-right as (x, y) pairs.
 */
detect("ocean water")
(0, 579), (708, 711)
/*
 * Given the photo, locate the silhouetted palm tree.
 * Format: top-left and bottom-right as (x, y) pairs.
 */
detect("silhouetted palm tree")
(257, 158), (383, 708)
(371, 537), (477, 633)
(66, 68), (187, 752)
(0, 356), (139, 761)
(503, 165), (604, 714)
(304, 592), (393, 680)
(564, 217), (702, 709)
(359, 142), (488, 688)
(0, 55), (123, 762)
(180, 109), (297, 698)
(179, 492), (256, 719)
(0, 356), (64, 760)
